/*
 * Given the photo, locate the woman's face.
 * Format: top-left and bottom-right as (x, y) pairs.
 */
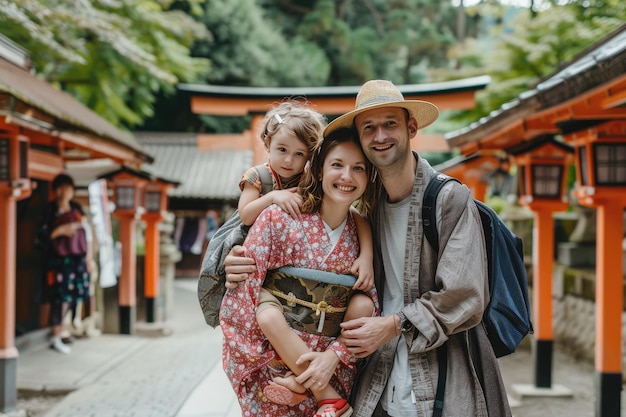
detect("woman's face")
(320, 141), (368, 207)
(267, 128), (310, 179)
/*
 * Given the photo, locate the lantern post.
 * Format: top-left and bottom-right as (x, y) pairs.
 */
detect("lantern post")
(565, 121), (626, 417)
(141, 179), (177, 323)
(104, 169), (148, 335)
(509, 136), (574, 397)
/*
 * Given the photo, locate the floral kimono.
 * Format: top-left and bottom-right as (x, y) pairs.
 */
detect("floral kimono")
(220, 205), (378, 417)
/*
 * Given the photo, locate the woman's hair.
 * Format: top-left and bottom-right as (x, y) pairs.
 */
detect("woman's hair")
(299, 127), (378, 218)
(260, 99), (326, 156)
(51, 173), (75, 191)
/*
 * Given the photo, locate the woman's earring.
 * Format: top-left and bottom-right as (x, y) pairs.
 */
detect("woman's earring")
(370, 169), (378, 183)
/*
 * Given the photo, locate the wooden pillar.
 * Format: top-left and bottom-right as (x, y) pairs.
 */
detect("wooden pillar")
(114, 213), (137, 334)
(143, 218), (160, 323)
(513, 198), (572, 398)
(532, 207), (554, 388)
(471, 180), (488, 203)
(594, 203), (624, 417)
(0, 189), (18, 412)
(0, 131), (30, 412)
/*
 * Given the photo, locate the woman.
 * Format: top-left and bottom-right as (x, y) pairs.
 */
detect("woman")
(37, 173), (93, 354)
(220, 127), (379, 417)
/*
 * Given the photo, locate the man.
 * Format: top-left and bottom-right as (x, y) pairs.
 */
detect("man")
(225, 80), (511, 417)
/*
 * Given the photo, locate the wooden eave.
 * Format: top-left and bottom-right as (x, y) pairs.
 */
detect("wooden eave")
(508, 135), (575, 157)
(434, 153), (500, 182)
(0, 57), (152, 166)
(446, 24), (626, 156)
(178, 75), (491, 116)
(98, 165), (178, 186)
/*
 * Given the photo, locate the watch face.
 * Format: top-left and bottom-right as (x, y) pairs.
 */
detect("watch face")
(402, 320), (412, 332)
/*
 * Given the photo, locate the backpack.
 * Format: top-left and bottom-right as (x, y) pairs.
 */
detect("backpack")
(422, 173), (533, 358)
(197, 165), (274, 327)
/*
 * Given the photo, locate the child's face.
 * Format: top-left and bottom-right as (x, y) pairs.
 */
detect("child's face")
(267, 128), (310, 179)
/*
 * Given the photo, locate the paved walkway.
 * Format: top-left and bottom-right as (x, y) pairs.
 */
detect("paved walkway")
(4, 277), (625, 417)
(11, 278), (239, 417)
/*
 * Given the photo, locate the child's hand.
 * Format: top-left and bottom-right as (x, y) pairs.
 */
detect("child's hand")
(350, 256), (374, 291)
(272, 188), (303, 219)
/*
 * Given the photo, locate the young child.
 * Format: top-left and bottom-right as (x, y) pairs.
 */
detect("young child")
(236, 101), (376, 409)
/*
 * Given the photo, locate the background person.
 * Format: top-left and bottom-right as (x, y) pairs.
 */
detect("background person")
(36, 173), (93, 354)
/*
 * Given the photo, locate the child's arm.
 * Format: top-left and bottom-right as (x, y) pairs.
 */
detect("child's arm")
(238, 183), (276, 226)
(350, 207), (374, 291)
(238, 183), (303, 226)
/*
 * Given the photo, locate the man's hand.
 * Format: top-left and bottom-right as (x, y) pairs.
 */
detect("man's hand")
(340, 315), (397, 358)
(224, 245), (256, 289)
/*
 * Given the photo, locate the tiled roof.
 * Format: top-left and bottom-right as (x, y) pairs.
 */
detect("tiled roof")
(135, 132), (252, 200)
(0, 58), (148, 158)
(178, 75), (491, 98)
(445, 23), (626, 147)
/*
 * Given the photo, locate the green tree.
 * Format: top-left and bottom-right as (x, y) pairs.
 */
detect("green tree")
(193, 0), (328, 87)
(0, 0), (209, 129)
(445, 0), (625, 125)
(268, 0), (461, 85)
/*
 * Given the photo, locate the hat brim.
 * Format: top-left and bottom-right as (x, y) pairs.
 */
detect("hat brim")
(324, 100), (439, 137)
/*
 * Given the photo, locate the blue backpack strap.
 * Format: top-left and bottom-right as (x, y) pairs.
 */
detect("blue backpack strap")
(422, 173), (459, 254)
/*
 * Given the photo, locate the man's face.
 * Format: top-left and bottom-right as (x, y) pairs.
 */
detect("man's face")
(353, 107), (417, 170)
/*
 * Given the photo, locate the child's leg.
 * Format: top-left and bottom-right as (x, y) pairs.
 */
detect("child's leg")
(257, 305), (307, 395)
(343, 292), (375, 322)
(256, 290), (345, 406)
(256, 289), (311, 379)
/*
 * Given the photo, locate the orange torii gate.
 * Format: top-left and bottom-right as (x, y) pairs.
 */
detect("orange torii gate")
(178, 75), (490, 163)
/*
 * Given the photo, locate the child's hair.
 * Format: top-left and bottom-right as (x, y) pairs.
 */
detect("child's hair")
(299, 127), (377, 218)
(260, 99), (326, 156)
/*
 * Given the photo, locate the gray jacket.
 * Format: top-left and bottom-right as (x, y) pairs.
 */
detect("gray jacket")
(351, 154), (511, 417)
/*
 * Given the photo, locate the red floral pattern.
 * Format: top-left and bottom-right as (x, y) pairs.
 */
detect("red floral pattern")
(220, 205), (378, 416)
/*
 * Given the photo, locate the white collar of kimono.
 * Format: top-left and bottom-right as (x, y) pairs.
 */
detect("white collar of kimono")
(323, 214), (348, 247)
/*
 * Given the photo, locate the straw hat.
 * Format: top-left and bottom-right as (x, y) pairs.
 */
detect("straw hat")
(324, 80), (439, 136)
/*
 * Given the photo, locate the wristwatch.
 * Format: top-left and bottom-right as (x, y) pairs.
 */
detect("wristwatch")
(397, 311), (412, 333)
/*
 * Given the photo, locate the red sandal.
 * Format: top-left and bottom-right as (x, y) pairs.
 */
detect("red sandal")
(263, 382), (308, 406)
(315, 398), (353, 417)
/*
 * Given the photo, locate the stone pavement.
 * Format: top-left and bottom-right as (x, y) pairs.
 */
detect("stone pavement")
(4, 277), (626, 417)
(11, 278), (239, 417)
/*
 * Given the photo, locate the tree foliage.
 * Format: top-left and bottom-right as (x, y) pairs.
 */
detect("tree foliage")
(2, 0), (621, 135)
(0, 0), (210, 129)
(191, 0), (328, 87)
(446, 0), (626, 125)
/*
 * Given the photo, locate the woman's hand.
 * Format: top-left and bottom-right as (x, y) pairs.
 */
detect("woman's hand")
(294, 350), (339, 391)
(51, 222), (80, 239)
(224, 246), (256, 289)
